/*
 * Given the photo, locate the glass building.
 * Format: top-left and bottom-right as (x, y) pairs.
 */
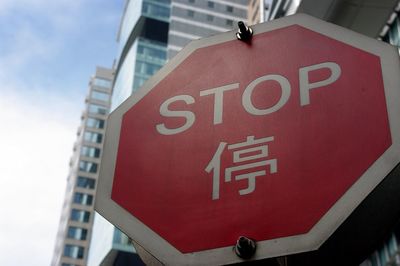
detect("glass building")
(89, 0), (249, 265)
(51, 66), (114, 266)
(111, 0), (170, 110)
(88, 0), (171, 264)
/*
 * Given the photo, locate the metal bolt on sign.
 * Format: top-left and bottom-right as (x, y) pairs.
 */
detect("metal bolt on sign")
(236, 21), (253, 41)
(234, 236), (257, 259)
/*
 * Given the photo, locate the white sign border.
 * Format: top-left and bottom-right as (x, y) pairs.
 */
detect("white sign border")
(95, 13), (400, 265)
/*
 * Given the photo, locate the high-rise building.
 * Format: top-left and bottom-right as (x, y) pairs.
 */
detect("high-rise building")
(167, 0), (248, 59)
(88, 1), (250, 265)
(51, 66), (114, 266)
(88, 0), (171, 264)
(111, 0), (170, 110)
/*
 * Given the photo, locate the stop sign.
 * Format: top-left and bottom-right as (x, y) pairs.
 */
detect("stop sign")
(96, 14), (400, 265)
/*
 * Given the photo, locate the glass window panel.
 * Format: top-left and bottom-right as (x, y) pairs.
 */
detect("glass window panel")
(81, 146), (101, 158)
(93, 78), (112, 88)
(226, 6), (233, 12)
(67, 226), (88, 240)
(83, 131), (102, 143)
(70, 209), (90, 223)
(63, 244), (84, 259)
(88, 104), (108, 115)
(86, 118), (105, 129)
(73, 192), (93, 206)
(91, 91), (110, 102)
(76, 176), (96, 189)
(207, 1), (214, 8)
(79, 161), (98, 173)
(142, 1), (170, 20)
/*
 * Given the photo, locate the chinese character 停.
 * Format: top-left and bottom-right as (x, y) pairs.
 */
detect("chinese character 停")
(205, 135), (278, 200)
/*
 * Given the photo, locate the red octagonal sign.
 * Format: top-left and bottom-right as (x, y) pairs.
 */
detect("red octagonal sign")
(96, 14), (400, 265)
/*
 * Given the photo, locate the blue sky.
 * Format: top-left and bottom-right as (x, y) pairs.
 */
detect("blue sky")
(0, 1), (123, 265)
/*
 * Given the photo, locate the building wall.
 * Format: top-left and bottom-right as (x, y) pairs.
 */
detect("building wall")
(167, 0), (248, 59)
(111, 0), (170, 110)
(51, 66), (114, 266)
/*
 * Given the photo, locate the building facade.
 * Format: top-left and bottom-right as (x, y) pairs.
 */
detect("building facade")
(168, 0), (248, 59)
(88, 0), (250, 265)
(88, 0), (171, 264)
(111, 0), (170, 110)
(51, 67), (114, 266)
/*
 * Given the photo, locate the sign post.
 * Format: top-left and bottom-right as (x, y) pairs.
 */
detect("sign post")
(96, 14), (400, 265)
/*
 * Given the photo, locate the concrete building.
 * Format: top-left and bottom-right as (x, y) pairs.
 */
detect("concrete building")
(51, 67), (114, 266)
(88, 0), (171, 264)
(88, 1), (250, 265)
(167, 0), (248, 59)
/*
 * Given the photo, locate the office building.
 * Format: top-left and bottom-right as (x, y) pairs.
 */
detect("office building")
(88, 0), (250, 265)
(167, 0), (248, 59)
(51, 66), (114, 266)
(88, 0), (171, 264)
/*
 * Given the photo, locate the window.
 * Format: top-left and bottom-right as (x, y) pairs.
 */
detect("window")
(73, 192), (93, 206)
(188, 0), (194, 3)
(88, 104), (107, 115)
(207, 1), (214, 8)
(207, 15), (214, 21)
(81, 146), (101, 158)
(70, 209), (90, 223)
(142, 1), (170, 20)
(63, 244), (84, 259)
(86, 118), (105, 129)
(226, 5), (233, 12)
(135, 61), (162, 76)
(93, 78), (112, 88)
(187, 10), (194, 17)
(83, 131), (102, 143)
(79, 161), (98, 173)
(76, 176), (96, 189)
(226, 19), (233, 27)
(137, 43), (167, 61)
(133, 76), (147, 92)
(91, 91), (109, 102)
(67, 226), (88, 240)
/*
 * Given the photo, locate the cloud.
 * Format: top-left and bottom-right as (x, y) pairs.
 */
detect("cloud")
(0, 1), (123, 265)
(0, 88), (80, 266)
